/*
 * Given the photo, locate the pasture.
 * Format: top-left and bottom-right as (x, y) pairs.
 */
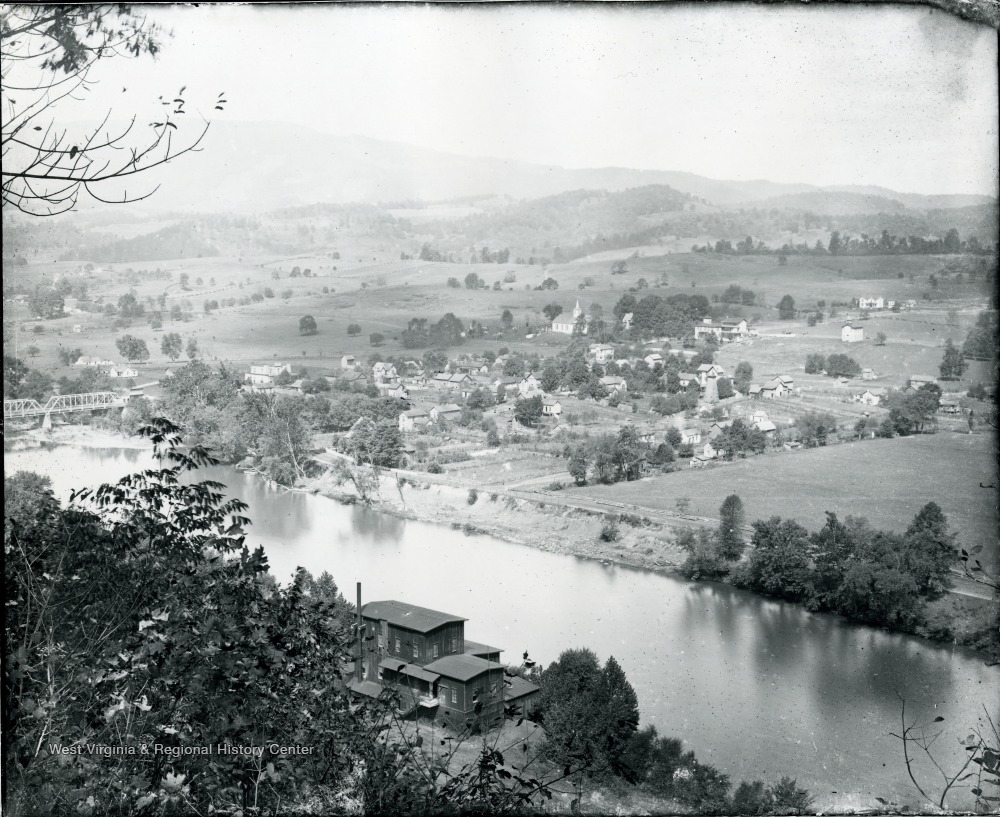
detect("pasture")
(568, 432), (998, 568)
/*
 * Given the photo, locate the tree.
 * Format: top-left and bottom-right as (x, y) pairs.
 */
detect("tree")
(186, 337), (199, 360)
(160, 331), (182, 361)
(148, 311), (162, 330)
(347, 323), (362, 336)
(114, 334), (149, 364)
(797, 410), (838, 447)
(804, 353), (826, 374)
(716, 377), (734, 400)
(939, 338), (967, 380)
(299, 314), (318, 336)
(742, 517), (814, 601)
(543, 303), (564, 322)
(733, 361), (753, 394)
(500, 309), (514, 329)
(875, 331), (887, 346)
(777, 295), (796, 319)
(568, 445), (589, 485)
(514, 395), (544, 428)
(25, 344), (40, 358)
(825, 354), (861, 378)
(540, 277), (559, 290)
(26, 287), (65, 319)
(2, 7), (222, 215)
(463, 272), (481, 289)
(369, 332), (384, 347)
(611, 260), (628, 275)
(717, 494), (746, 560)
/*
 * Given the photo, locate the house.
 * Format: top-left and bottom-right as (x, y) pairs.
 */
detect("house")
(693, 319), (749, 342)
(108, 366), (138, 379)
(858, 389), (882, 406)
(338, 370), (368, 387)
(753, 418), (777, 436)
(398, 409), (431, 432)
(774, 375), (794, 389)
(341, 355), (358, 370)
(621, 312), (634, 330)
(859, 297), (885, 310)
(748, 384), (763, 399)
(841, 324), (865, 343)
(357, 600), (526, 723)
(939, 395), (962, 414)
(373, 362), (398, 382)
(72, 324), (82, 333)
(491, 376), (520, 400)
(429, 403), (463, 423)
(862, 368), (877, 380)
(590, 344), (616, 364)
(518, 374), (542, 398)
(678, 371), (698, 388)
(379, 382), (409, 400)
(759, 379), (787, 399)
(699, 441), (718, 459)
(681, 428), (702, 445)
(909, 375), (938, 389)
(599, 376), (627, 395)
(505, 675), (541, 717)
(644, 352), (664, 368)
(552, 300), (586, 334)
(542, 397), (562, 416)
(696, 363), (725, 387)
(247, 362), (291, 385)
(75, 355), (114, 368)
(709, 419), (734, 438)
(750, 409), (769, 424)
(689, 454), (713, 468)
(432, 372), (474, 391)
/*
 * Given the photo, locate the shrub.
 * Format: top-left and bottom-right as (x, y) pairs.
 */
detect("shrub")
(467, 488), (479, 505)
(546, 481), (565, 491)
(427, 462), (443, 474)
(599, 517), (620, 542)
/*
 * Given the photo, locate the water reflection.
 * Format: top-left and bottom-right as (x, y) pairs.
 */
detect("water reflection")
(4, 441), (997, 811)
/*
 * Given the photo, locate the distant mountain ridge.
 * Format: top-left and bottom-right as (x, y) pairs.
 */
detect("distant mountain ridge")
(108, 121), (995, 214)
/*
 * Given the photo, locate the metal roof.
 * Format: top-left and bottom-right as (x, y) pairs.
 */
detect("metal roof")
(505, 675), (540, 701)
(424, 654), (504, 682)
(362, 600), (467, 633)
(378, 658), (440, 684)
(464, 639), (503, 657)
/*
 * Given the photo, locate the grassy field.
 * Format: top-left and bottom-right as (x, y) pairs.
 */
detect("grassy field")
(568, 431), (998, 567)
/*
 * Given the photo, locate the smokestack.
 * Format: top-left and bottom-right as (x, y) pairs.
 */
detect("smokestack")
(356, 582), (364, 684)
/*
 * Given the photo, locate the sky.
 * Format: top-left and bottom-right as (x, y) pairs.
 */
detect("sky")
(43, 4), (1000, 195)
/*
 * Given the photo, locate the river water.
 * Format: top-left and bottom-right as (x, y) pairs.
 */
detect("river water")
(5, 440), (998, 811)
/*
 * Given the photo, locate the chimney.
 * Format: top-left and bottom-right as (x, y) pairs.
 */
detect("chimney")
(356, 582), (363, 684)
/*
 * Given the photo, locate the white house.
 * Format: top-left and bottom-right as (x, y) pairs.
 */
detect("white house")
(862, 368), (877, 380)
(429, 403), (463, 423)
(908, 375), (938, 390)
(590, 344), (616, 364)
(859, 297), (884, 310)
(858, 389), (882, 406)
(753, 418), (777, 436)
(621, 312), (634, 330)
(108, 366), (138, 379)
(398, 409), (430, 432)
(372, 361), (398, 383)
(552, 300), (586, 334)
(681, 428), (702, 445)
(644, 353), (664, 368)
(599, 376), (627, 395)
(693, 319), (748, 343)
(842, 324), (865, 343)
(542, 397), (562, 416)
(379, 382), (409, 400)
(340, 355), (357, 370)
(72, 324), (82, 333)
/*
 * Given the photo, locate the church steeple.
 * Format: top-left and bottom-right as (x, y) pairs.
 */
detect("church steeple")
(572, 299), (583, 319)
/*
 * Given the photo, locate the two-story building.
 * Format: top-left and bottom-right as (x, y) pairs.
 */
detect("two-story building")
(841, 324), (865, 343)
(246, 362), (292, 386)
(355, 600), (538, 723)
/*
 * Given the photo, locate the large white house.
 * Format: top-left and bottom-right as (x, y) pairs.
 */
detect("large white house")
(552, 300), (586, 334)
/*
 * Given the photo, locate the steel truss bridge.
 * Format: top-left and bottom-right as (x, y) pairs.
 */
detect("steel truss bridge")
(3, 392), (126, 421)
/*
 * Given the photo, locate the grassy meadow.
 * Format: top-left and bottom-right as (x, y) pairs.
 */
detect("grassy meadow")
(568, 431), (998, 568)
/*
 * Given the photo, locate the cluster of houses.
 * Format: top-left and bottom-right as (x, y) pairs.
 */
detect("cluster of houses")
(73, 355), (138, 379)
(687, 408), (779, 467)
(692, 317), (753, 343)
(857, 297), (918, 311)
(349, 598), (539, 723)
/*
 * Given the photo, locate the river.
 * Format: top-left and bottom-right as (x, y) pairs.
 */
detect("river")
(5, 439), (998, 812)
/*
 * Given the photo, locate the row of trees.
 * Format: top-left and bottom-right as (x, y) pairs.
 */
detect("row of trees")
(694, 228), (988, 257)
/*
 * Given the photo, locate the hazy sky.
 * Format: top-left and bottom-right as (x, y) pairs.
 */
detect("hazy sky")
(64, 3), (999, 195)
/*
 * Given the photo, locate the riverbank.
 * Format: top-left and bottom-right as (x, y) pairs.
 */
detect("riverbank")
(303, 468), (691, 574)
(12, 424), (154, 451)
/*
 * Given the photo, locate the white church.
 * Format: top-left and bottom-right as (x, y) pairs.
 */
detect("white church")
(552, 300), (587, 334)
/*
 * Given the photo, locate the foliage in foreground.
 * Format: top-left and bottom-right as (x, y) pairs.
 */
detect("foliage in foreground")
(2, 420), (556, 815)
